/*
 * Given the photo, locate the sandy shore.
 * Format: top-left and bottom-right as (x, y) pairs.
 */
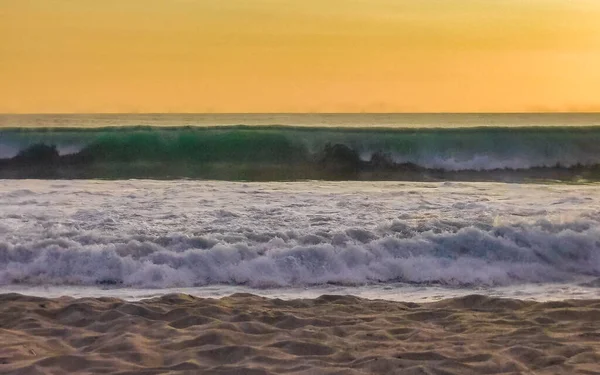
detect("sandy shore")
(1, 293), (600, 374)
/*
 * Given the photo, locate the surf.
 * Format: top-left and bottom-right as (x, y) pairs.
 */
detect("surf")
(2, 125), (600, 181)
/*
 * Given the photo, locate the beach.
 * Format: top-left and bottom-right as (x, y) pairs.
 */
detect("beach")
(2, 177), (600, 374)
(1, 293), (600, 374)
(3, 0), (600, 369)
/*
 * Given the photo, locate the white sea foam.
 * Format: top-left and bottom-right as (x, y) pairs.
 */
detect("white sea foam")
(1, 180), (600, 289)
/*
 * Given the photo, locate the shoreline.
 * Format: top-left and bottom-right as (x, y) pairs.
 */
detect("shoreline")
(2, 293), (600, 374)
(1, 279), (600, 303)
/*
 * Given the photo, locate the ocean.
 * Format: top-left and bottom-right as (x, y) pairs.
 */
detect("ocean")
(1, 113), (600, 302)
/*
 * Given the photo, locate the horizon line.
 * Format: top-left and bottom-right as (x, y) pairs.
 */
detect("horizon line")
(2, 112), (600, 116)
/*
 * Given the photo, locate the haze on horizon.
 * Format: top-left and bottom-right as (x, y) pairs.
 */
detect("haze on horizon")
(2, 0), (600, 114)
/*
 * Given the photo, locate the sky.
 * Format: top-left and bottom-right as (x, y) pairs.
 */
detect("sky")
(1, 0), (600, 113)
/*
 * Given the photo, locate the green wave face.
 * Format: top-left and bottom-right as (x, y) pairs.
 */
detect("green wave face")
(2, 126), (600, 180)
(83, 130), (309, 163)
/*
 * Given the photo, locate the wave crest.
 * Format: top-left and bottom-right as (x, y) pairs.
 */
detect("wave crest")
(2, 126), (600, 180)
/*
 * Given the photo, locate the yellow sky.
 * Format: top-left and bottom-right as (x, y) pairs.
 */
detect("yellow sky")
(1, 0), (600, 113)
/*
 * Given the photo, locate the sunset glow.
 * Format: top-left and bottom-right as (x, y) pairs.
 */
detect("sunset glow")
(2, 0), (600, 113)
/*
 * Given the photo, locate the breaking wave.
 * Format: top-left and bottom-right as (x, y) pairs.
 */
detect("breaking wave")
(1, 219), (599, 288)
(2, 178), (600, 289)
(2, 126), (600, 180)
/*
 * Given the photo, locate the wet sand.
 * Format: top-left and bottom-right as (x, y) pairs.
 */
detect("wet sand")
(1, 293), (600, 374)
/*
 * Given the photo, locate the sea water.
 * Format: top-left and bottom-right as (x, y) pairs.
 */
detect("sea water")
(1, 179), (600, 302)
(1, 114), (600, 301)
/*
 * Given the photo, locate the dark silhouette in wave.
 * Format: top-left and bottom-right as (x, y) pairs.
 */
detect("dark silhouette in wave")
(2, 125), (600, 181)
(0, 140), (596, 181)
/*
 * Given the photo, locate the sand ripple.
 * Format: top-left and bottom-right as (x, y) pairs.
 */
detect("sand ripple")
(1, 293), (600, 374)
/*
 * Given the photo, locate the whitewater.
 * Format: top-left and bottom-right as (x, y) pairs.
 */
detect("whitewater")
(2, 179), (600, 301)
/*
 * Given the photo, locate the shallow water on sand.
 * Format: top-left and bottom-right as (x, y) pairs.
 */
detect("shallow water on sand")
(2, 281), (600, 302)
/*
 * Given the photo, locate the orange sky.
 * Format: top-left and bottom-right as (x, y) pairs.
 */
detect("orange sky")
(1, 0), (600, 113)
